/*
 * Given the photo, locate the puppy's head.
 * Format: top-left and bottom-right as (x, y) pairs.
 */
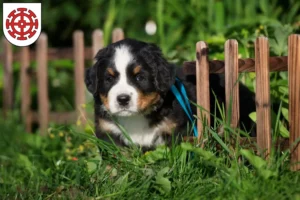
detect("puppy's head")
(85, 39), (175, 116)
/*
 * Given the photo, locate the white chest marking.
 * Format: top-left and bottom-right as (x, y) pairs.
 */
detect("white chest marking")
(117, 115), (164, 146)
(100, 115), (164, 147)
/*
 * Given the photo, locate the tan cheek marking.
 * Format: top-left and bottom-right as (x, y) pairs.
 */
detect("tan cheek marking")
(133, 66), (141, 75)
(107, 68), (115, 76)
(100, 94), (109, 110)
(157, 118), (177, 135)
(137, 92), (161, 111)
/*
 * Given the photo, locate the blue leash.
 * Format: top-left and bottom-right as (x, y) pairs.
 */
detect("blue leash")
(171, 78), (198, 137)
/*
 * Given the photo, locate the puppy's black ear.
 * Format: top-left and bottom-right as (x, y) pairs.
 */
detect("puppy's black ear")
(139, 43), (175, 93)
(85, 47), (113, 95)
(85, 66), (97, 94)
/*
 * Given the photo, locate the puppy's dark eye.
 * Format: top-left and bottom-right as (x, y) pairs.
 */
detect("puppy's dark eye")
(135, 74), (145, 82)
(105, 75), (114, 83)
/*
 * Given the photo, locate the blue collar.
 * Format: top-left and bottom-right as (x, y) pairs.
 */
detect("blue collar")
(171, 78), (198, 137)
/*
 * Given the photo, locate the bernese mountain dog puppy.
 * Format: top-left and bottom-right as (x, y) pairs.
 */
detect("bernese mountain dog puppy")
(85, 39), (256, 151)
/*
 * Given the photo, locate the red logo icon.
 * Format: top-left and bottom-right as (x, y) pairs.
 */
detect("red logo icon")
(3, 3), (41, 47)
(6, 8), (39, 41)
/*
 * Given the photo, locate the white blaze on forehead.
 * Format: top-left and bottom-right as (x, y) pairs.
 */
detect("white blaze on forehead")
(114, 45), (133, 71)
(108, 45), (138, 115)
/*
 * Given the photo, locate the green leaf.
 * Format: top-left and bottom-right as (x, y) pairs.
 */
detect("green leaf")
(271, 109), (289, 138)
(249, 112), (257, 122)
(240, 149), (277, 179)
(241, 149), (267, 169)
(259, 0), (268, 15)
(17, 154), (34, 176)
(142, 145), (169, 164)
(86, 160), (98, 174)
(281, 107), (289, 121)
(279, 124), (289, 138)
(278, 86), (288, 94)
(114, 172), (129, 186)
(181, 143), (219, 163)
(155, 167), (171, 195)
(180, 142), (194, 151)
(210, 129), (231, 154)
(24, 134), (42, 149)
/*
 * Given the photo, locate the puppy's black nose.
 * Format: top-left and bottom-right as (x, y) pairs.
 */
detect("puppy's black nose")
(117, 94), (131, 106)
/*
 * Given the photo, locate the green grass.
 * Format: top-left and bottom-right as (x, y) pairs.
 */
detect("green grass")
(0, 114), (300, 200)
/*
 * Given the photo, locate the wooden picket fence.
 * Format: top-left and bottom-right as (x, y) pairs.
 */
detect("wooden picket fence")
(183, 35), (300, 171)
(1, 28), (299, 170)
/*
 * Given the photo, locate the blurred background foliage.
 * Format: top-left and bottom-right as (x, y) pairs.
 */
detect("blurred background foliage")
(1, 0), (300, 57)
(0, 0), (299, 133)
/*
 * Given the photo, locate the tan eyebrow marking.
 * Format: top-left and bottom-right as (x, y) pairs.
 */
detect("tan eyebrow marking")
(107, 68), (115, 76)
(133, 66), (141, 75)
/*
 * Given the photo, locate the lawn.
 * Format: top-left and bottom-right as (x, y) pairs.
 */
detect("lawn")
(1, 114), (300, 199)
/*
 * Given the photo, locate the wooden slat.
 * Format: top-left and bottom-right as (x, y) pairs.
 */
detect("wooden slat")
(112, 28), (124, 43)
(225, 40), (239, 128)
(2, 38), (13, 117)
(183, 56), (288, 75)
(288, 34), (300, 171)
(92, 29), (104, 63)
(196, 41), (210, 141)
(36, 33), (49, 135)
(255, 37), (271, 158)
(20, 47), (32, 132)
(73, 30), (86, 122)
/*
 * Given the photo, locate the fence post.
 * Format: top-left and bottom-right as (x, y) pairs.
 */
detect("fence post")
(225, 40), (240, 129)
(73, 30), (86, 123)
(112, 28), (124, 43)
(196, 41), (210, 142)
(36, 33), (49, 135)
(92, 29), (104, 63)
(2, 38), (13, 118)
(288, 34), (300, 171)
(20, 47), (32, 132)
(255, 37), (271, 158)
